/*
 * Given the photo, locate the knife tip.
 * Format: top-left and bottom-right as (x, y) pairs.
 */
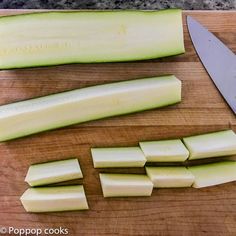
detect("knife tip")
(186, 15), (194, 25)
(186, 15), (200, 31)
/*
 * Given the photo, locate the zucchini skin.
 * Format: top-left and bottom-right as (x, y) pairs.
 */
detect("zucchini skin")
(0, 9), (184, 69)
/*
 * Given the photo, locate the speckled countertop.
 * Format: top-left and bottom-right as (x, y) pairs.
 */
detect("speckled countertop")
(0, 0), (235, 9)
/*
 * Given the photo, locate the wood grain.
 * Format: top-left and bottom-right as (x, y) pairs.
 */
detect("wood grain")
(0, 10), (236, 236)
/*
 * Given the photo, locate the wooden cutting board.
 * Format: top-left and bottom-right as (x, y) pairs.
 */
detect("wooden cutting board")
(0, 10), (235, 236)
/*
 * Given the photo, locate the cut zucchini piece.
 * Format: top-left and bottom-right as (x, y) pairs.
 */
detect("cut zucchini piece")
(25, 158), (82, 187)
(146, 166), (194, 188)
(91, 147), (146, 168)
(183, 130), (236, 160)
(0, 75), (181, 141)
(0, 9), (184, 69)
(188, 161), (236, 188)
(20, 185), (89, 212)
(139, 139), (189, 162)
(99, 173), (153, 197)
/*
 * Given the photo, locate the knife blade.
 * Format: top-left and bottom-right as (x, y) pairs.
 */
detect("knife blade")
(187, 16), (236, 114)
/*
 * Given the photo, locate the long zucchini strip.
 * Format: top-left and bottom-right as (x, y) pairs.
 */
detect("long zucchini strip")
(0, 75), (181, 141)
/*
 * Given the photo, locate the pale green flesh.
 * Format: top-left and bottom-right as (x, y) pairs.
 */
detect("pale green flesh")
(0, 9), (184, 69)
(25, 159), (83, 187)
(146, 166), (194, 188)
(139, 139), (189, 162)
(0, 76), (181, 141)
(183, 130), (236, 160)
(188, 161), (236, 188)
(91, 147), (146, 168)
(99, 173), (153, 197)
(20, 185), (89, 212)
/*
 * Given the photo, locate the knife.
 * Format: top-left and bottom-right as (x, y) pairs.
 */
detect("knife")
(187, 16), (236, 114)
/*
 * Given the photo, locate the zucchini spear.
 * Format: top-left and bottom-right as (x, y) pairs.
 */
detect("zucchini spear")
(25, 159), (82, 187)
(21, 185), (89, 212)
(0, 75), (181, 141)
(146, 166), (194, 188)
(188, 161), (236, 188)
(183, 130), (236, 160)
(140, 139), (189, 162)
(99, 173), (153, 197)
(91, 147), (146, 168)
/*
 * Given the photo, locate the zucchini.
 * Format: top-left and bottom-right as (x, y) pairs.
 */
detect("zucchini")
(146, 166), (194, 188)
(91, 147), (146, 168)
(25, 159), (82, 187)
(188, 161), (236, 188)
(0, 75), (181, 141)
(139, 139), (189, 162)
(0, 9), (184, 69)
(183, 130), (236, 160)
(20, 185), (89, 212)
(99, 173), (153, 197)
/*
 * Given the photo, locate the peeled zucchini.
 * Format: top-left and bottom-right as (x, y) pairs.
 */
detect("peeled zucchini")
(146, 166), (194, 188)
(99, 173), (153, 197)
(0, 75), (181, 141)
(183, 130), (236, 160)
(139, 139), (189, 162)
(91, 147), (146, 168)
(20, 185), (89, 212)
(0, 9), (184, 69)
(25, 159), (82, 187)
(188, 161), (236, 188)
